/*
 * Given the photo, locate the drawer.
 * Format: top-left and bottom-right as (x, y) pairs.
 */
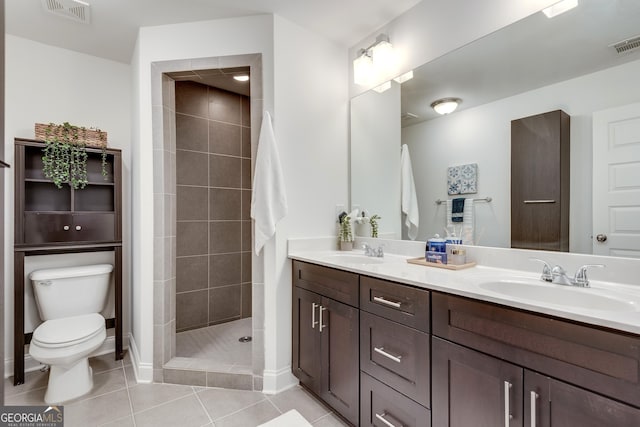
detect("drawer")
(360, 311), (430, 407)
(293, 260), (359, 307)
(360, 276), (430, 332)
(361, 372), (430, 427)
(432, 292), (640, 408)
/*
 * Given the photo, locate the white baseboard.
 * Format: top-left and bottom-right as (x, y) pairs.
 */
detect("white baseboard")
(4, 335), (125, 379)
(261, 365), (298, 395)
(128, 334), (153, 383)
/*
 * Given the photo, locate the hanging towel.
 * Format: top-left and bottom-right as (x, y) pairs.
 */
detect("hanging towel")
(446, 198), (474, 244)
(451, 198), (465, 222)
(401, 144), (419, 240)
(250, 111), (288, 255)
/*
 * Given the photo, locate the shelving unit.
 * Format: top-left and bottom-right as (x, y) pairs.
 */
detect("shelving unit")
(13, 138), (123, 385)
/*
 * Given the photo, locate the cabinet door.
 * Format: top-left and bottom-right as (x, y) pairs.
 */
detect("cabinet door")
(320, 296), (359, 426)
(24, 213), (73, 244)
(525, 371), (640, 427)
(432, 337), (523, 427)
(71, 213), (116, 242)
(292, 287), (322, 394)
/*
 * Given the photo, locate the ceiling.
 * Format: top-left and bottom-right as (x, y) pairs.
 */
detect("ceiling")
(6, 0), (422, 64)
(399, 0), (640, 125)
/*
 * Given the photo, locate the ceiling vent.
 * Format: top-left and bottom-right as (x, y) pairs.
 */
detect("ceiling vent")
(401, 112), (419, 120)
(610, 35), (640, 54)
(41, 0), (91, 24)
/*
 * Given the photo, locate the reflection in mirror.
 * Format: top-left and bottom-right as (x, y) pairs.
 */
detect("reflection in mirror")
(350, 0), (640, 258)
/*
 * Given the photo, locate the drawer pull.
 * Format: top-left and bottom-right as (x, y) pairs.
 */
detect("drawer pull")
(374, 346), (402, 363)
(523, 199), (555, 204)
(375, 412), (402, 427)
(530, 391), (538, 427)
(319, 306), (327, 332)
(373, 296), (402, 308)
(311, 302), (318, 329)
(504, 381), (513, 427)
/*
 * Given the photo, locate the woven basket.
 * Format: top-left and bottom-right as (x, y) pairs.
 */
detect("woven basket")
(35, 123), (107, 149)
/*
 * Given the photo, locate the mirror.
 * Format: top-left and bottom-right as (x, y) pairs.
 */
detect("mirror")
(350, 0), (640, 257)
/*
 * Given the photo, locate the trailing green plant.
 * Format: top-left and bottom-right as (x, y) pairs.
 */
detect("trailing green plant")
(41, 122), (108, 189)
(338, 214), (354, 243)
(369, 214), (381, 238)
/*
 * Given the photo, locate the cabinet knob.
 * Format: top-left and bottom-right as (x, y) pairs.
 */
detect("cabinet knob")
(75, 225), (82, 231)
(63, 225), (70, 231)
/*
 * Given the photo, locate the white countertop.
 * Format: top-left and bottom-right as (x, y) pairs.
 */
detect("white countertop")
(288, 249), (640, 336)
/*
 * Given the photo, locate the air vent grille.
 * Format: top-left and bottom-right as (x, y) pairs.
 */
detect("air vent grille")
(610, 35), (640, 54)
(41, 0), (91, 24)
(401, 112), (419, 120)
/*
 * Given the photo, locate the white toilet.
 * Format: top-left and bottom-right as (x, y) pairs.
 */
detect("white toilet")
(28, 264), (113, 404)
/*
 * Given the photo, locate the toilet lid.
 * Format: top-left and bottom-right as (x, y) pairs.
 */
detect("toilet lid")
(32, 313), (105, 348)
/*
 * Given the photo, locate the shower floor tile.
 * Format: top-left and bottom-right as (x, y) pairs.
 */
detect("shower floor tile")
(176, 317), (252, 371)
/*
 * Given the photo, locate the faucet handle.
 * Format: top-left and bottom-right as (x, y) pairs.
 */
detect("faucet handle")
(530, 258), (553, 282)
(574, 264), (605, 287)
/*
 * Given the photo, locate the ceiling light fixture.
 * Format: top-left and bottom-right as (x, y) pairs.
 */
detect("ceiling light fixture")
(431, 98), (461, 115)
(542, 0), (578, 18)
(233, 75), (249, 82)
(353, 34), (395, 86)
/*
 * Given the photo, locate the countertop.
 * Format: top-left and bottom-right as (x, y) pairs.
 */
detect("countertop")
(288, 249), (640, 336)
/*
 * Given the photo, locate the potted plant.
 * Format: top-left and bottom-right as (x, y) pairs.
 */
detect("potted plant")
(338, 213), (354, 251)
(39, 122), (108, 190)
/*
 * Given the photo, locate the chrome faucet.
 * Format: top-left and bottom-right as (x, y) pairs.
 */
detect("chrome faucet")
(531, 258), (604, 288)
(363, 243), (384, 258)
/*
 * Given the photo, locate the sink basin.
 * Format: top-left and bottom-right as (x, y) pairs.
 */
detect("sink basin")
(479, 279), (639, 312)
(323, 254), (385, 265)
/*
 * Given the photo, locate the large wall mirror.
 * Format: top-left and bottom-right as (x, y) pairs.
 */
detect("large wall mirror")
(350, 0), (640, 258)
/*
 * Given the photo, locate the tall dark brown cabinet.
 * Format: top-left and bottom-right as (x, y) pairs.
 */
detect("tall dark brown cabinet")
(511, 110), (570, 251)
(0, 0), (6, 406)
(13, 138), (123, 385)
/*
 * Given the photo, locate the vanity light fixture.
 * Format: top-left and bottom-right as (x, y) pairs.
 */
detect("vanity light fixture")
(233, 74), (250, 82)
(431, 98), (461, 115)
(542, 0), (578, 18)
(393, 70), (414, 84)
(353, 34), (395, 85)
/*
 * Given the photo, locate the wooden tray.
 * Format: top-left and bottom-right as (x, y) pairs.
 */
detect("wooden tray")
(406, 257), (476, 270)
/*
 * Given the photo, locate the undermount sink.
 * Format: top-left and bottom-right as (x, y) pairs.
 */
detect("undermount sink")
(478, 279), (640, 312)
(323, 254), (385, 265)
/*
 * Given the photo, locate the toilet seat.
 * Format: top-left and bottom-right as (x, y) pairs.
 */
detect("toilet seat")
(32, 313), (105, 348)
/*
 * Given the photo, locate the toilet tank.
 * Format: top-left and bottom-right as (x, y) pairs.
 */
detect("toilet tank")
(29, 264), (113, 320)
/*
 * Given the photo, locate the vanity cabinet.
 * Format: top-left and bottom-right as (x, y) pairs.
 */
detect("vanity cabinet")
(292, 261), (359, 425)
(432, 292), (640, 426)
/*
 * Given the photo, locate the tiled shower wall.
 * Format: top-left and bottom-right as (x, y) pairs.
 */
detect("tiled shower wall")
(175, 80), (252, 332)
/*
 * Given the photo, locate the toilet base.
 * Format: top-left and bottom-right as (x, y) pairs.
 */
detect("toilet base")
(44, 358), (94, 404)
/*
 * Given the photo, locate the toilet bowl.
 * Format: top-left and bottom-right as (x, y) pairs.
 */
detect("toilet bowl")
(28, 264), (113, 404)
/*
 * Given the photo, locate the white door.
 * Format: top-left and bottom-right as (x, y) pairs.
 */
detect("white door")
(592, 103), (640, 257)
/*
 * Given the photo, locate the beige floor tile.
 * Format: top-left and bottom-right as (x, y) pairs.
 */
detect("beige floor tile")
(124, 365), (136, 386)
(128, 383), (194, 413)
(64, 389), (132, 427)
(214, 400), (281, 427)
(197, 387), (266, 420)
(64, 367), (127, 404)
(3, 370), (48, 397)
(4, 387), (47, 406)
(312, 413), (351, 427)
(89, 353), (124, 374)
(99, 415), (136, 427)
(134, 394), (211, 427)
(268, 386), (331, 423)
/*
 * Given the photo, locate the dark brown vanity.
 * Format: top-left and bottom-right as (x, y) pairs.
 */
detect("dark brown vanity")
(292, 259), (640, 426)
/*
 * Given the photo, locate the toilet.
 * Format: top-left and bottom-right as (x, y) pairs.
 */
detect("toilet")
(28, 264), (113, 404)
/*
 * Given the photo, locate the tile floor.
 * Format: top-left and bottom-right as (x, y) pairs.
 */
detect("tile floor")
(174, 318), (252, 373)
(3, 353), (349, 427)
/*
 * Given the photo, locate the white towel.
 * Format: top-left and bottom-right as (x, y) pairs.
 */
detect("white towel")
(251, 111), (288, 255)
(401, 144), (419, 240)
(446, 198), (474, 244)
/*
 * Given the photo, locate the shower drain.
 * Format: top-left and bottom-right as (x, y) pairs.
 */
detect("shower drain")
(239, 336), (252, 343)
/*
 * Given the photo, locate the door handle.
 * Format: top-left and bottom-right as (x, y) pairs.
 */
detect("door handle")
(504, 381), (513, 427)
(596, 233), (607, 243)
(319, 306), (327, 332)
(375, 412), (401, 427)
(311, 302), (318, 329)
(523, 200), (555, 204)
(530, 391), (538, 427)
(374, 346), (402, 363)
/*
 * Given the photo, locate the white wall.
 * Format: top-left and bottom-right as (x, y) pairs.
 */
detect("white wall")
(4, 35), (132, 376)
(349, 0), (557, 97)
(403, 58), (640, 251)
(350, 83), (401, 238)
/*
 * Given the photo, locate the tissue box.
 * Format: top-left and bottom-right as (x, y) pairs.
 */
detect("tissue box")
(426, 251), (447, 264)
